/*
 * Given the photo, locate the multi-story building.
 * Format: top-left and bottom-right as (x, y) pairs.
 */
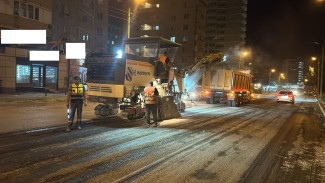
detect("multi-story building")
(51, 0), (109, 53)
(51, 0), (109, 86)
(0, 0), (53, 93)
(205, 0), (247, 69)
(131, 0), (206, 67)
(282, 59), (304, 85)
(107, 0), (126, 54)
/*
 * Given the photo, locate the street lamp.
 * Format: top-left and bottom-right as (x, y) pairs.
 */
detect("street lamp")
(128, 0), (146, 38)
(242, 51), (249, 57)
(278, 73), (285, 87)
(239, 51), (249, 70)
(311, 56), (319, 95)
(314, 41), (325, 97)
(269, 69), (276, 91)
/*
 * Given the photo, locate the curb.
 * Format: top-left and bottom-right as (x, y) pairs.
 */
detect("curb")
(316, 98), (325, 127)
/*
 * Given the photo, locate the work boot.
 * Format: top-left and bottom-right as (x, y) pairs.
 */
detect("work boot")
(153, 123), (158, 127)
(147, 124), (150, 127)
(66, 126), (71, 132)
(77, 126), (82, 130)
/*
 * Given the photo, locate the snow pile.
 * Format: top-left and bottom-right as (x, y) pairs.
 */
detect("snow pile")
(281, 141), (325, 181)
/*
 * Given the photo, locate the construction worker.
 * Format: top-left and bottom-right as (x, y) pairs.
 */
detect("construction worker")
(159, 51), (170, 66)
(66, 76), (87, 131)
(144, 81), (159, 127)
(156, 51), (170, 82)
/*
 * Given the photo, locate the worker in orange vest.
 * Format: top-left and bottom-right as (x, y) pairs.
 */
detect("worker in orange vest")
(156, 51), (170, 82)
(159, 51), (170, 66)
(144, 81), (159, 127)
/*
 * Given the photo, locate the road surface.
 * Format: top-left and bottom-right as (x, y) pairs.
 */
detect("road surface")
(0, 94), (325, 183)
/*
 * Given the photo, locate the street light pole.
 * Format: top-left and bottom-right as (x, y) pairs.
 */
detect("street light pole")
(315, 41), (325, 97)
(320, 41), (325, 97)
(128, 8), (131, 38)
(269, 69), (276, 91)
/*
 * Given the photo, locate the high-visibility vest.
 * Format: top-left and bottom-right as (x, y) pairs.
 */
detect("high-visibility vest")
(144, 86), (157, 104)
(71, 83), (84, 100)
(159, 55), (167, 65)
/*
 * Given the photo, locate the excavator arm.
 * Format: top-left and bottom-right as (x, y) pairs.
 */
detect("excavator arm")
(183, 52), (224, 94)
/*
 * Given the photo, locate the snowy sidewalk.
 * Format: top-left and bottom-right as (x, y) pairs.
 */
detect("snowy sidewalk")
(0, 92), (99, 134)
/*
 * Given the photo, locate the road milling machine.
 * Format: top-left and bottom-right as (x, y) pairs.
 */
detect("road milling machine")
(86, 37), (184, 120)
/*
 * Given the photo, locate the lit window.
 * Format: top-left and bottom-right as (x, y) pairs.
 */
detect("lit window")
(144, 2), (152, 8)
(156, 4), (160, 8)
(170, 37), (176, 42)
(141, 24), (152, 31)
(16, 65), (31, 83)
(112, 41), (115, 45)
(155, 26), (159, 30)
(46, 66), (58, 84)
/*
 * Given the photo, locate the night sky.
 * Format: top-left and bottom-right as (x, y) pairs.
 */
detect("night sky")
(246, 0), (325, 67)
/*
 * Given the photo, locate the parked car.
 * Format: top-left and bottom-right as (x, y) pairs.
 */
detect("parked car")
(276, 90), (294, 104)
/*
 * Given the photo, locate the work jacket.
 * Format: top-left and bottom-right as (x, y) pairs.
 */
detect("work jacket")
(71, 83), (84, 101)
(159, 55), (167, 65)
(144, 86), (158, 104)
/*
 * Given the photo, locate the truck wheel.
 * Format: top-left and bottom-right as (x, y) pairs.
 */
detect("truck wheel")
(233, 99), (240, 107)
(206, 98), (211, 104)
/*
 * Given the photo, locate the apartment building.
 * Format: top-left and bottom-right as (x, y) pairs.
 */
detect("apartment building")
(131, 0), (206, 67)
(282, 59), (304, 85)
(107, 0), (126, 54)
(0, 0), (53, 93)
(205, 0), (247, 69)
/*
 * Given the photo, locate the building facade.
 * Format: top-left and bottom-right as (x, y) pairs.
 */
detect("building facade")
(205, 0), (247, 69)
(51, 0), (109, 53)
(282, 59), (304, 85)
(131, 0), (206, 67)
(107, 0), (126, 54)
(0, 0), (53, 93)
(51, 0), (110, 87)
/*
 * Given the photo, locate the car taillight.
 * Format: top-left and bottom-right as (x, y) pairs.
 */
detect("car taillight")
(288, 94), (293, 97)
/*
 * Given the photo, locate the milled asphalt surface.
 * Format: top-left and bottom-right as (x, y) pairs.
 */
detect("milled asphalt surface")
(1, 94), (325, 183)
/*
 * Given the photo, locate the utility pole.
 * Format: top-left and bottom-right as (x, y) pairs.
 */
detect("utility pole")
(128, 8), (131, 38)
(320, 41), (325, 97)
(315, 41), (325, 97)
